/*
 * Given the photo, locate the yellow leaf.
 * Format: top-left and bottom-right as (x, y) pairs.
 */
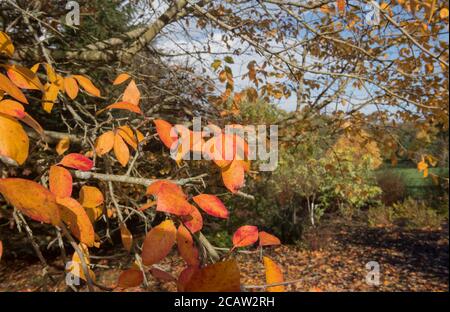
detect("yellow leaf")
(56, 136), (70, 155)
(440, 8), (449, 19)
(0, 114), (29, 165)
(95, 131), (115, 156)
(263, 256), (285, 292)
(64, 76), (79, 100)
(73, 75), (101, 97)
(0, 73), (28, 104)
(0, 31), (14, 57)
(113, 133), (130, 167)
(5, 64), (44, 91)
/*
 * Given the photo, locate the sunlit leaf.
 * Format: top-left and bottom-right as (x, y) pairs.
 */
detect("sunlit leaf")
(95, 131), (115, 156)
(0, 99), (25, 119)
(258, 231), (281, 246)
(113, 73), (131, 85)
(64, 76), (79, 100)
(154, 119), (177, 149)
(263, 256), (285, 292)
(97, 102), (142, 115)
(0, 114), (29, 165)
(0, 73), (28, 104)
(192, 194), (229, 219)
(232, 225), (258, 248)
(221, 159), (245, 193)
(177, 224), (200, 266)
(122, 80), (140, 106)
(49, 165), (73, 198)
(59, 153), (93, 171)
(6, 64), (44, 91)
(113, 133), (130, 167)
(0, 31), (14, 57)
(0, 178), (60, 225)
(73, 75), (101, 97)
(141, 219), (177, 266)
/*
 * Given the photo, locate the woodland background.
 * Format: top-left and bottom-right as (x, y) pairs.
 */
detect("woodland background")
(0, 0), (448, 291)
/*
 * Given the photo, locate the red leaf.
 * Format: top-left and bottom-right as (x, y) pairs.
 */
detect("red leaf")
(192, 194), (229, 219)
(59, 153), (93, 171)
(146, 180), (186, 199)
(232, 225), (258, 248)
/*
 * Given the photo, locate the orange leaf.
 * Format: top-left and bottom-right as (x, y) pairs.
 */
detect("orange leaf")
(73, 75), (101, 97)
(79, 186), (104, 208)
(146, 180), (186, 199)
(97, 102), (142, 115)
(56, 197), (95, 247)
(41, 82), (60, 113)
(192, 194), (229, 219)
(258, 231), (281, 246)
(337, 0), (345, 12)
(0, 31), (14, 57)
(141, 219), (177, 266)
(157, 191), (194, 216)
(120, 223), (133, 252)
(56, 136), (70, 155)
(113, 133), (130, 167)
(0, 99), (25, 119)
(263, 256), (285, 292)
(150, 267), (176, 282)
(182, 205), (203, 233)
(113, 73), (131, 85)
(117, 269), (143, 288)
(122, 80), (140, 106)
(154, 119), (177, 149)
(0, 73), (28, 104)
(117, 125), (144, 150)
(21, 112), (44, 136)
(184, 259), (241, 292)
(0, 178), (60, 225)
(177, 225), (200, 266)
(232, 225), (258, 248)
(49, 165), (73, 198)
(221, 159), (245, 193)
(0, 115), (29, 165)
(64, 76), (79, 100)
(95, 131), (115, 156)
(59, 153), (93, 171)
(5, 64), (43, 91)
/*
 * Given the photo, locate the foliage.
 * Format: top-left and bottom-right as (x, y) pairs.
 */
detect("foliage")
(368, 197), (446, 229)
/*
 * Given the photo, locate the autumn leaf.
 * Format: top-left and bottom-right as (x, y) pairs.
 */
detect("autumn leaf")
(21, 113), (45, 136)
(63, 76), (79, 100)
(154, 119), (177, 149)
(177, 224), (200, 266)
(146, 181), (192, 216)
(5, 64), (44, 91)
(184, 259), (241, 292)
(0, 114), (29, 165)
(113, 73), (131, 85)
(440, 8), (449, 19)
(192, 194), (229, 219)
(0, 31), (14, 57)
(177, 266), (199, 292)
(120, 223), (133, 252)
(263, 256), (285, 292)
(79, 186), (104, 208)
(141, 219), (177, 266)
(0, 178), (60, 225)
(0, 73), (28, 104)
(117, 125), (144, 150)
(122, 80), (140, 105)
(113, 133), (130, 167)
(232, 225), (258, 248)
(117, 269), (143, 288)
(0, 99), (25, 119)
(68, 244), (95, 282)
(258, 231), (281, 246)
(73, 75), (101, 97)
(150, 267), (176, 282)
(41, 82), (60, 113)
(182, 205), (203, 233)
(56, 136), (70, 155)
(59, 153), (93, 171)
(56, 196), (95, 247)
(221, 159), (245, 193)
(97, 102), (142, 115)
(95, 131), (115, 156)
(49, 165), (73, 198)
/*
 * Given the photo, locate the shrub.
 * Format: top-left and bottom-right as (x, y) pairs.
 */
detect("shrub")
(376, 170), (407, 205)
